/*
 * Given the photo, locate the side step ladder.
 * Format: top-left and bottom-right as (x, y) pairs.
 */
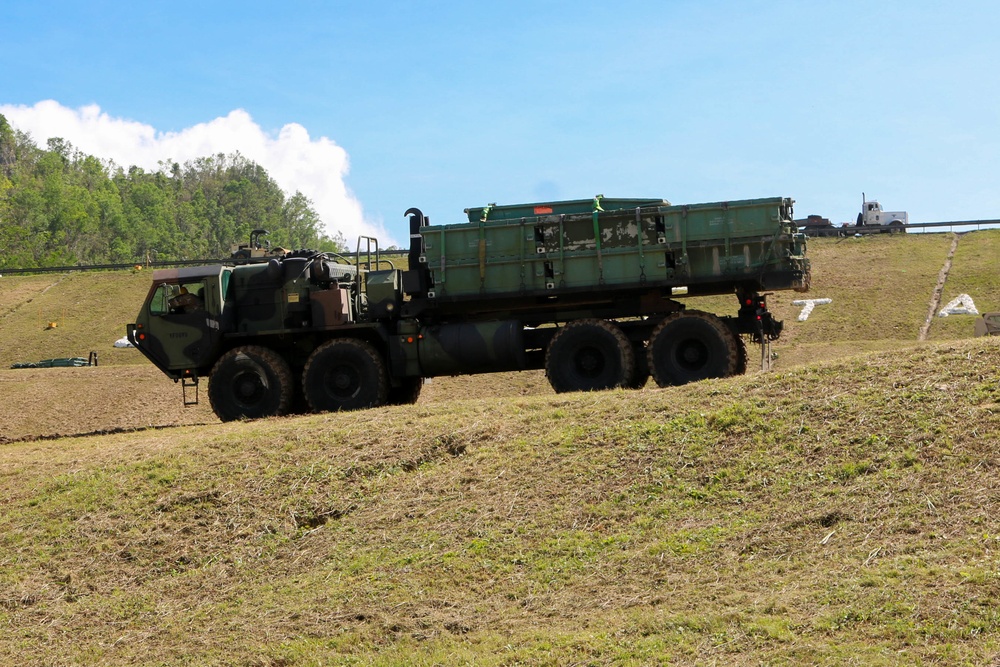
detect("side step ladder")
(181, 377), (199, 406)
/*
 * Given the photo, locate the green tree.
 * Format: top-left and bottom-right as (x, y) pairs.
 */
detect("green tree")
(0, 117), (339, 268)
(0, 114), (16, 177)
(280, 191), (324, 250)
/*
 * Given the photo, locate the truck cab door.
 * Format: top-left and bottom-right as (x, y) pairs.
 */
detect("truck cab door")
(137, 277), (225, 376)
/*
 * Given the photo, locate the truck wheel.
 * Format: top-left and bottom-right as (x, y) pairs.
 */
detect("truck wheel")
(648, 311), (739, 387)
(545, 319), (635, 393)
(302, 339), (388, 412)
(734, 334), (749, 375)
(208, 346), (294, 422)
(387, 377), (423, 405)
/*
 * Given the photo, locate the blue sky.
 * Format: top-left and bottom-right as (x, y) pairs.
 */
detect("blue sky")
(3, 1), (999, 246)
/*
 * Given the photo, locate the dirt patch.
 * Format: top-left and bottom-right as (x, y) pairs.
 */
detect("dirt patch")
(0, 365), (217, 442)
(919, 233), (961, 340)
(0, 365), (556, 443)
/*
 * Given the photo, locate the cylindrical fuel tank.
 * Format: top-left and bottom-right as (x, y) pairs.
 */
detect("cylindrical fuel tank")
(418, 320), (526, 376)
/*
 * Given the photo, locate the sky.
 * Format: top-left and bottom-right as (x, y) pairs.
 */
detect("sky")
(2, 1), (999, 248)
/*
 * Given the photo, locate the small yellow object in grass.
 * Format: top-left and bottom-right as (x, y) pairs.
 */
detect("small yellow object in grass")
(47, 322), (58, 329)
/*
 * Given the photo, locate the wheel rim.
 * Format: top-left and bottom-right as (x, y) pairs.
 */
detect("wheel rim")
(325, 363), (361, 399)
(233, 368), (267, 407)
(573, 345), (607, 378)
(675, 339), (709, 371)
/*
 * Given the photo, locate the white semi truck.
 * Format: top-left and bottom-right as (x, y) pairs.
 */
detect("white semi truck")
(857, 194), (908, 229)
(800, 194), (909, 237)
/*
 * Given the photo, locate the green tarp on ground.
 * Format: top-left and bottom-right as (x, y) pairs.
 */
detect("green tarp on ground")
(11, 357), (92, 369)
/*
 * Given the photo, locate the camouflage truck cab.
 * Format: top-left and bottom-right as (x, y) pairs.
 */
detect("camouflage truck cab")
(130, 265), (230, 380)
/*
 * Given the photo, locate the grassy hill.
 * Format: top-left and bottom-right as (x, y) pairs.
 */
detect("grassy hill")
(930, 231), (1000, 340)
(1, 230), (999, 665)
(2, 341), (999, 665)
(0, 269), (151, 368)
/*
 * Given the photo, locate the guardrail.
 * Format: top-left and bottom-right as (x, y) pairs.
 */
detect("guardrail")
(801, 219), (1000, 236)
(0, 258), (232, 276)
(0, 251), (414, 276)
(897, 219), (1000, 231)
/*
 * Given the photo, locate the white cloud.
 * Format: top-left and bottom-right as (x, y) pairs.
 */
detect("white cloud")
(0, 100), (392, 245)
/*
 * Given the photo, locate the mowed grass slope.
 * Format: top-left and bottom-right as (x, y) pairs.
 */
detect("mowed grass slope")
(1, 230), (999, 664)
(0, 269), (151, 368)
(930, 230), (1000, 341)
(782, 233), (952, 344)
(0, 270), (219, 441)
(1, 340), (999, 665)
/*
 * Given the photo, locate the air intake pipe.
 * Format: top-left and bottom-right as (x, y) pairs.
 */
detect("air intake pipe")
(402, 207), (431, 297)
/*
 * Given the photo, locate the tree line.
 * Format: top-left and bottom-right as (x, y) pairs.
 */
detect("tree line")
(0, 113), (347, 269)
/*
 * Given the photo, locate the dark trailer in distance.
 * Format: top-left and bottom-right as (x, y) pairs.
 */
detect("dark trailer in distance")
(129, 195), (811, 421)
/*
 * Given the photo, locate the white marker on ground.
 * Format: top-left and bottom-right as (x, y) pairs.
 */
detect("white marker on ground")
(791, 298), (832, 321)
(937, 294), (978, 317)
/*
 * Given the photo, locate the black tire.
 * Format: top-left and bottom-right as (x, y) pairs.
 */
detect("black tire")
(208, 346), (294, 422)
(545, 319), (635, 393)
(302, 339), (388, 412)
(387, 377), (423, 405)
(626, 341), (650, 389)
(648, 311), (739, 387)
(733, 334), (749, 376)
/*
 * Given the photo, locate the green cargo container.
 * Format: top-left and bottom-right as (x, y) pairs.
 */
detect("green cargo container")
(421, 196), (806, 300)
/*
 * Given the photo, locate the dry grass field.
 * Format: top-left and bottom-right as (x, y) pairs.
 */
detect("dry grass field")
(1, 230), (999, 665)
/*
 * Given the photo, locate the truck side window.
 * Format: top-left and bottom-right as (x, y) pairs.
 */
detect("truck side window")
(150, 282), (207, 316)
(150, 284), (171, 316)
(169, 281), (205, 314)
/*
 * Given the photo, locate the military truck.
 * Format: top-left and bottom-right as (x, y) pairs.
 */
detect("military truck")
(230, 228), (288, 262)
(128, 195), (810, 421)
